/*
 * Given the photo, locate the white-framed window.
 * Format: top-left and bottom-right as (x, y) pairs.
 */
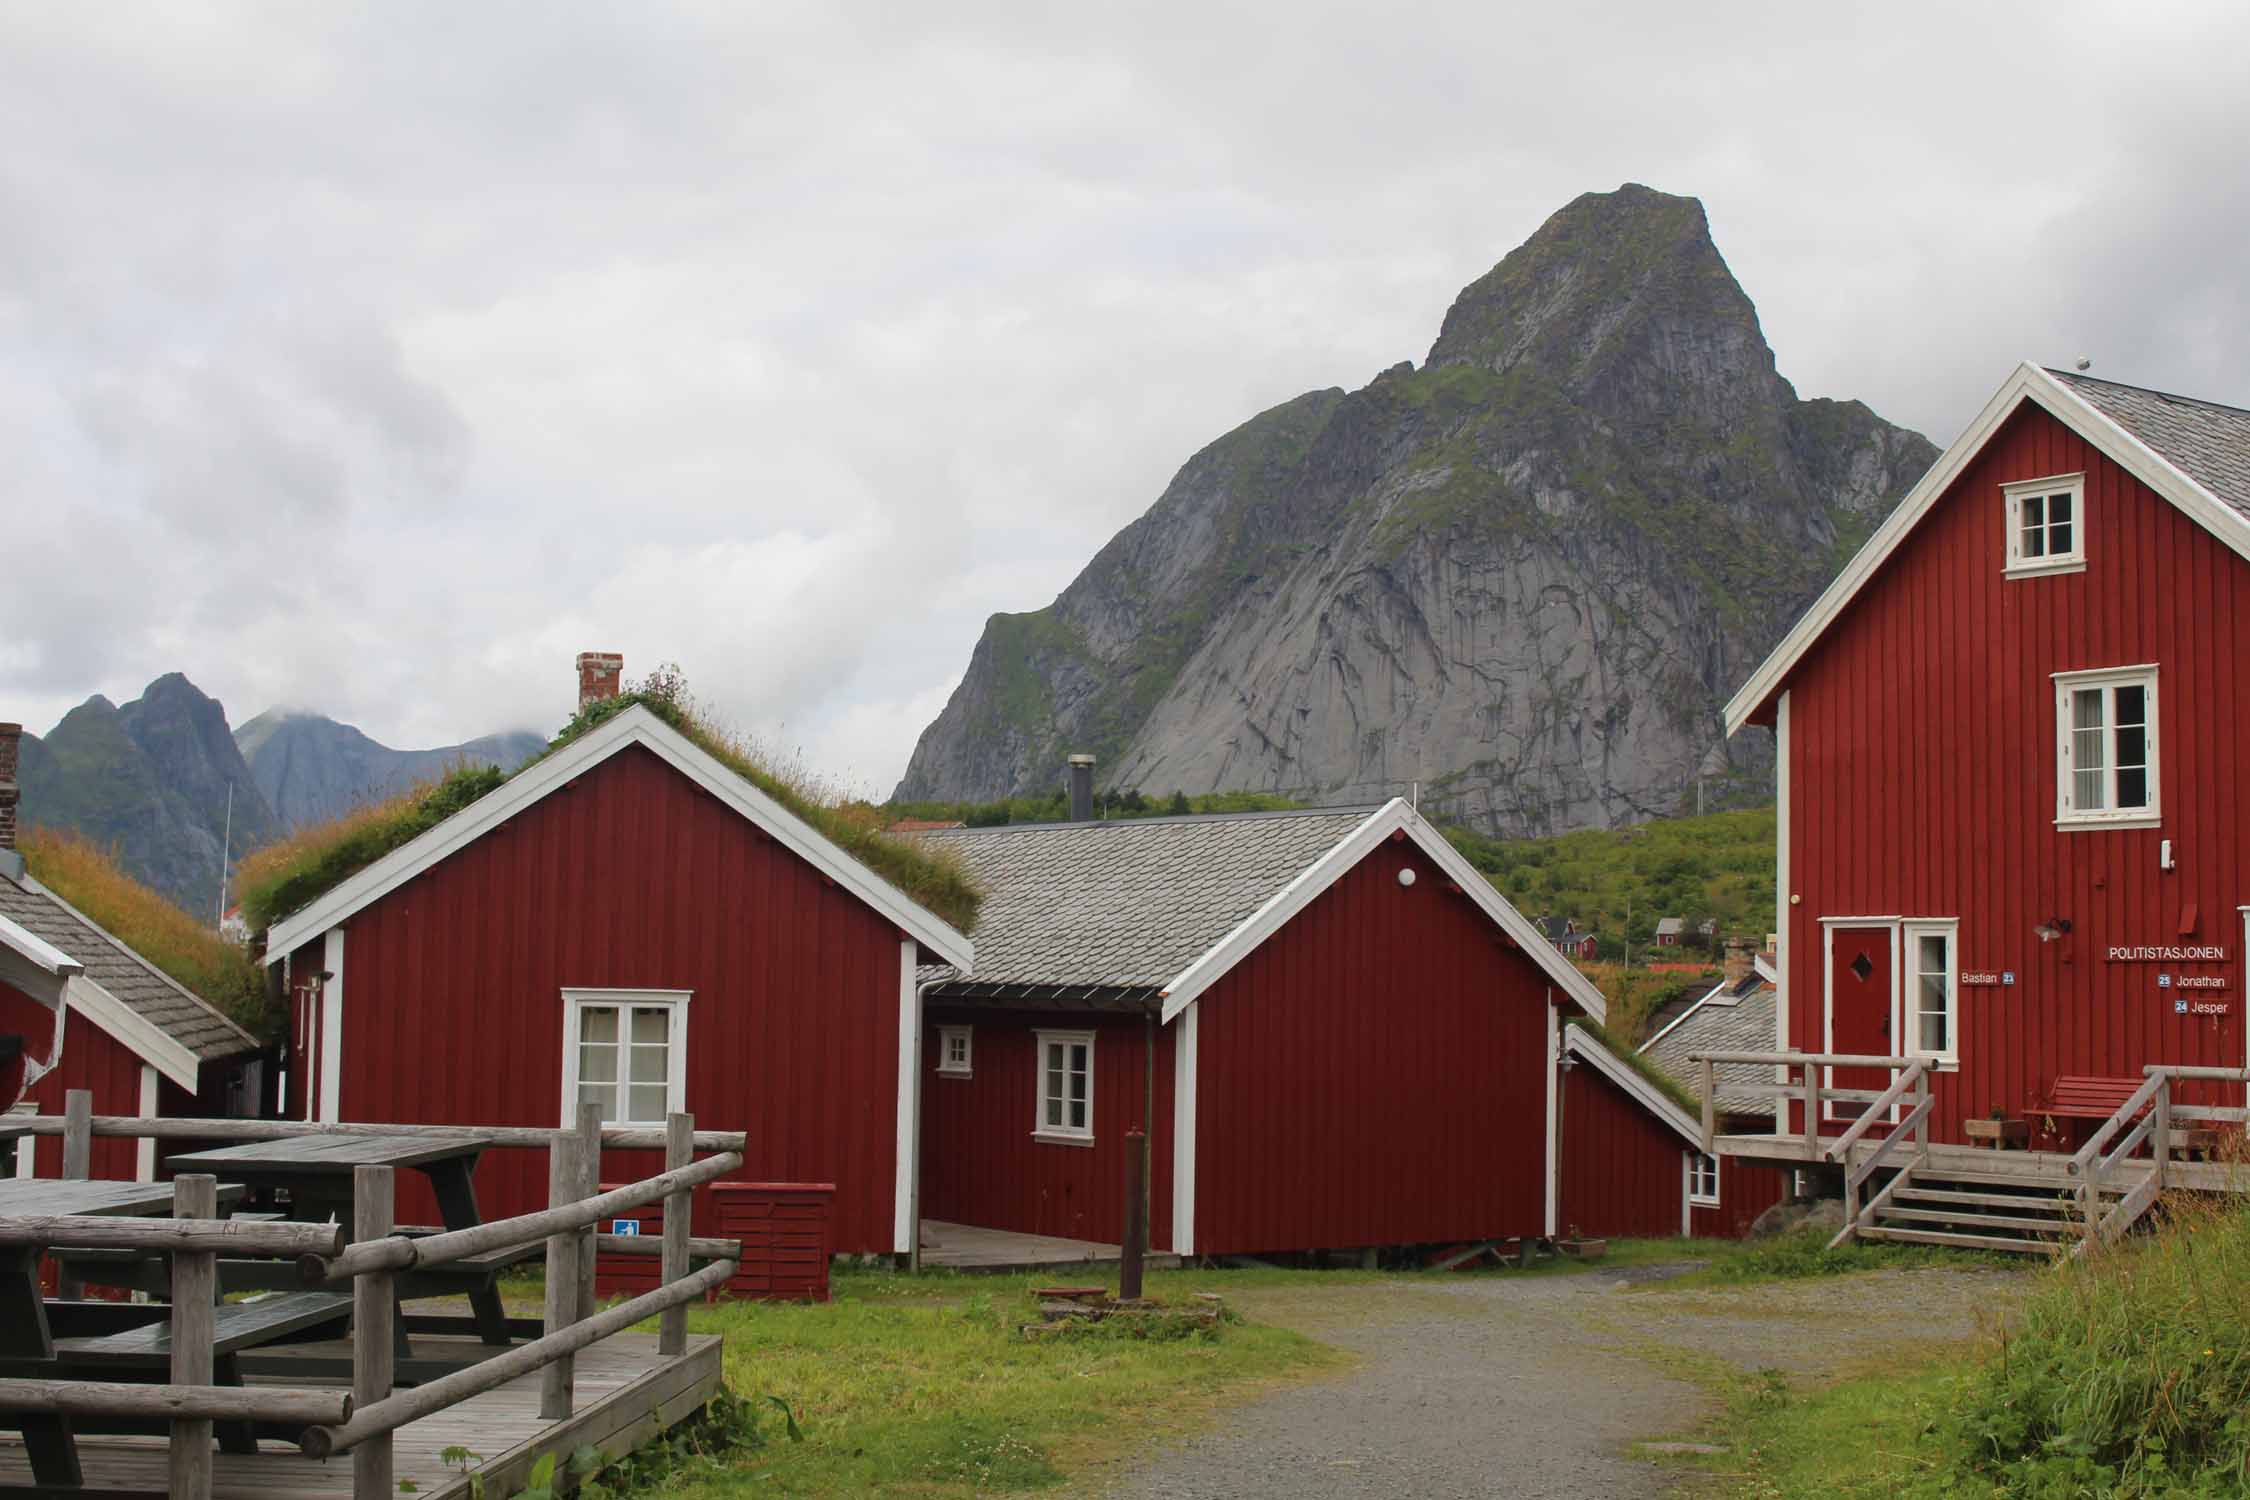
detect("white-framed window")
(1687, 1152), (1720, 1207)
(937, 1025), (973, 1077)
(560, 988), (690, 1127)
(1033, 1030), (1095, 1144)
(2055, 666), (2159, 827)
(2004, 473), (2085, 577)
(1904, 921), (1959, 1062)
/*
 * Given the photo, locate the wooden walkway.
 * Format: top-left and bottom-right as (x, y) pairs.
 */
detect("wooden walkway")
(0, 1333), (722, 1500)
(1712, 1132), (2250, 1192)
(921, 1220), (1182, 1274)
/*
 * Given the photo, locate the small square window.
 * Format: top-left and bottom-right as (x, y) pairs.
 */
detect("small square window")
(937, 1025), (973, 1077)
(1033, 1030), (1095, 1143)
(562, 989), (690, 1127)
(2003, 474), (2086, 577)
(1687, 1152), (1721, 1206)
(2055, 667), (2159, 827)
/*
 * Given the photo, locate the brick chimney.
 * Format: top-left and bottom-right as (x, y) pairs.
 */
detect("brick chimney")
(1722, 938), (1754, 988)
(576, 652), (624, 710)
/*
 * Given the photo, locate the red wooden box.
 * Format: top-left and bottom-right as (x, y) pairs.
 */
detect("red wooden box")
(709, 1181), (834, 1303)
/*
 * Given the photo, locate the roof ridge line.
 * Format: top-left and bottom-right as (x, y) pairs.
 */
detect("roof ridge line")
(2049, 367), (2250, 419)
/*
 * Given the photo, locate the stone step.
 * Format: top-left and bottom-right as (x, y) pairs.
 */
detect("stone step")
(1856, 1225), (2065, 1257)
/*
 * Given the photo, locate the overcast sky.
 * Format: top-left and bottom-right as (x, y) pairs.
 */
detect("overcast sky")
(7, 2), (2247, 796)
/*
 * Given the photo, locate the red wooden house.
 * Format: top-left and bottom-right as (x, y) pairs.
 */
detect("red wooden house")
(1, 726), (263, 1180)
(1557, 1026), (1788, 1240)
(1724, 363), (2250, 1154)
(258, 668), (974, 1254)
(913, 800), (1616, 1259)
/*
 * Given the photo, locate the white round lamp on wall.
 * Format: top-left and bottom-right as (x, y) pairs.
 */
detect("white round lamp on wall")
(1397, 868), (1417, 887)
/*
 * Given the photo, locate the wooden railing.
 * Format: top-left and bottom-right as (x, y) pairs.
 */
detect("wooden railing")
(2, 1096), (744, 1500)
(2067, 1065), (2250, 1252)
(1685, 1049), (1926, 1156)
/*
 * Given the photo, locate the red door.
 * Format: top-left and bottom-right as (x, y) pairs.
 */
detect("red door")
(1826, 925), (1894, 1122)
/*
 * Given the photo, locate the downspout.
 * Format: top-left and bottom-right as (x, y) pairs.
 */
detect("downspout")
(1144, 1003), (1157, 1236)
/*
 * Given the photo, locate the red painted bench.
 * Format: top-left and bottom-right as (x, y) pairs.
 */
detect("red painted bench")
(2038, 1076), (2142, 1122)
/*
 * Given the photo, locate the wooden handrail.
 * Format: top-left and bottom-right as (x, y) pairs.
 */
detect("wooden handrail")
(299, 1255), (740, 1460)
(1847, 1097), (1932, 1194)
(1824, 1059), (1927, 1162)
(0, 1215), (344, 1256)
(302, 1150), (745, 1283)
(2142, 1064), (2250, 1083)
(0, 1378), (350, 1426)
(1689, 1049), (1907, 1068)
(2067, 1072), (2168, 1177)
(8, 1114), (748, 1154)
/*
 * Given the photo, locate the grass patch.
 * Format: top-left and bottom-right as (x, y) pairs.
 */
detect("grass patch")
(1651, 1227), (2015, 1290)
(235, 665), (983, 937)
(20, 827), (268, 1035)
(655, 1265), (1343, 1497)
(1564, 1017), (1703, 1115)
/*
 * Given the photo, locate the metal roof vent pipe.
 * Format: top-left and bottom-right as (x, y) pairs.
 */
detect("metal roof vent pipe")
(1067, 754), (1096, 823)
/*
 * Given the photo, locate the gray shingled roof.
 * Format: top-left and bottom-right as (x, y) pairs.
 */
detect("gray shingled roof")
(0, 870), (258, 1063)
(1639, 974), (1777, 1118)
(2049, 370), (2250, 521)
(915, 808), (1379, 992)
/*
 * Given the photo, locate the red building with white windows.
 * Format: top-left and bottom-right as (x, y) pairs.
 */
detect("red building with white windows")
(1724, 364), (2250, 1146)
(261, 664), (974, 1253)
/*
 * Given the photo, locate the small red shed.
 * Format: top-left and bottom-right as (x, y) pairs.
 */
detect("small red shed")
(914, 800), (1613, 1260)
(1725, 364), (2250, 1147)
(259, 682), (974, 1255)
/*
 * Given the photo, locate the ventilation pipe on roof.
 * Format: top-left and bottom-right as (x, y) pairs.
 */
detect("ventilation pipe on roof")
(1067, 754), (1095, 823)
(576, 652), (625, 710)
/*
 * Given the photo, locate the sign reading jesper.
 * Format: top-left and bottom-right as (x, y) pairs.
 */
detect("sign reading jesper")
(2107, 944), (2230, 963)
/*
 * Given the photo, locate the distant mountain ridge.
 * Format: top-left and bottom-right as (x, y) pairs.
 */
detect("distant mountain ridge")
(895, 184), (1940, 836)
(237, 710), (545, 830)
(15, 674), (541, 911)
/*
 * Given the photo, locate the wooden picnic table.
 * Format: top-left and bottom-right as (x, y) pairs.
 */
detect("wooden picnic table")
(165, 1132), (529, 1347)
(0, 1177), (247, 1488)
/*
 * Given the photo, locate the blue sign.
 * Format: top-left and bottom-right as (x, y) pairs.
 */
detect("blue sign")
(2176, 999), (2190, 1015)
(2159, 973), (2174, 988)
(2002, 971), (2016, 985)
(611, 1219), (641, 1236)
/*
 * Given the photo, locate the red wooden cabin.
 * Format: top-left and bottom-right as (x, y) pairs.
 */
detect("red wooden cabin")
(259, 678), (974, 1255)
(1558, 1026), (1788, 1240)
(1725, 363), (2250, 1147)
(914, 800), (1618, 1259)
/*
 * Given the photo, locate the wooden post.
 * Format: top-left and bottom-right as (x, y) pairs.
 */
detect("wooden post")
(1120, 1128), (1148, 1301)
(352, 1166), (396, 1499)
(169, 1174), (218, 1500)
(1912, 1065), (1930, 1163)
(2153, 1076), (2173, 1191)
(538, 1127), (583, 1420)
(576, 1104), (601, 1324)
(660, 1113), (692, 1356)
(61, 1090), (92, 1179)
(1800, 1062), (1819, 1157)
(1698, 1060), (1715, 1151)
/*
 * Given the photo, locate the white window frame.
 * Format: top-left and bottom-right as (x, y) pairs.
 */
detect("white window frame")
(1032, 1029), (1096, 1145)
(1902, 919), (1960, 1065)
(936, 1024), (974, 1077)
(1686, 1151), (1720, 1208)
(2054, 665), (2160, 829)
(559, 988), (691, 1127)
(2003, 473), (2086, 578)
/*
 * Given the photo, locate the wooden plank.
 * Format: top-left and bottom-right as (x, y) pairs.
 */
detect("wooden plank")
(353, 1165), (396, 1500)
(62, 1091), (92, 1181)
(660, 1114), (691, 1358)
(539, 1122), (582, 1420)
(10, 1115), (746, 1154)
(1858, 1225), (2065, 1256)
(170, 1174), (218, 1500)
(455, 1338), (721, 1500)
(1879, 1206), (2079, 1234)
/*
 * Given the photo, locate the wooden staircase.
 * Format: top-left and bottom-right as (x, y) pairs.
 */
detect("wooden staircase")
(1851, 1163), (2144, 1258)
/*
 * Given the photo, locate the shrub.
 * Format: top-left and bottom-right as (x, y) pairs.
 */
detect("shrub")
(1942, 1192), (2250, 1495)
(20, 828), (271, 1036)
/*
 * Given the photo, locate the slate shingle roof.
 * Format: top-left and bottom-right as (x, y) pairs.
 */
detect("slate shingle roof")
(915, 808), (1380, 992)
(2049, 370), (2250, 521)
(1639, 974), (1777, 1118)
(0, 870), (258, 1062)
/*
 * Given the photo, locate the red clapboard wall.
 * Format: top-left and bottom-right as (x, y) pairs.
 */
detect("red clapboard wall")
(1772, 401), (2250, 1140)
(919, 1010), (1175, 1249)
(2, 982), (171, 1182)
(1192, 835), (1556, 1257)
(1559, 1058), (1788, 1240)
(282, 742), (910, 1251)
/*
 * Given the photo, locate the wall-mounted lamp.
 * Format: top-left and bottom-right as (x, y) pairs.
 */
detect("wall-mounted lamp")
(2033, 917), (2074, 943)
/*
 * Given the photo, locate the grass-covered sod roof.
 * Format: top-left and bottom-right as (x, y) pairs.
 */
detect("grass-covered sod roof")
(235, 668), (983, 938)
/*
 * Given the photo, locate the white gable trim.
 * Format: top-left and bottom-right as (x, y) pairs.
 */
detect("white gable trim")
(263, 704), (973, 969)
(63, 976), (202, 1093)
(0, 913), (82, 1011)
(1724, 362), (2250, 736)
(1638, 981), (1730, 1054)
(1156, 798), (1608, 1025)
(1562, 1024), (1703, 1148)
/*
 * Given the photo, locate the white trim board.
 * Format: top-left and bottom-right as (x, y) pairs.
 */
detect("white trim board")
(1561, 1024), (1705, 1149)
(1157, 798), (1609, 1025)
(1544, 998), (1560, 1238)
(1171, 1001), (1199, 1256)
(1724, 362), (2250, 736)
(263, 704), (974, 971)
(62, 976), (202, 1093)
(894, 940), (918, 1255)
(0, 912), (83, 998)
(318, 929), (345, 1125)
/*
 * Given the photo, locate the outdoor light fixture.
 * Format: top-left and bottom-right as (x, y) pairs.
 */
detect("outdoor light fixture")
(2033, 917), (2074, 943)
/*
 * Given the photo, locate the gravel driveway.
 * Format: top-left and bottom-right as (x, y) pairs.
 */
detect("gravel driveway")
(1092, 1262), (2024, 1500)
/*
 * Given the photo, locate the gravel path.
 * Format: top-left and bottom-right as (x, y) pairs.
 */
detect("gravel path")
(1094, 1263), (2024, 1500)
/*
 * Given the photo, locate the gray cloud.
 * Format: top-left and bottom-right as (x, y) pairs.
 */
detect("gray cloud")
(7, 2), (2249, 790)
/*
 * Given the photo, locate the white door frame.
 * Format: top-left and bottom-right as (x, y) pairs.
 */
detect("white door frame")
(1820, 917), (1902, 1124)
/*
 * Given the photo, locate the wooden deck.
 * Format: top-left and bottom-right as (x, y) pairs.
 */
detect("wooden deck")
(1712, 1131), (2250, 1193)
(0, 1333), (723, 1500)
(920, 1220), (1183, 1274)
